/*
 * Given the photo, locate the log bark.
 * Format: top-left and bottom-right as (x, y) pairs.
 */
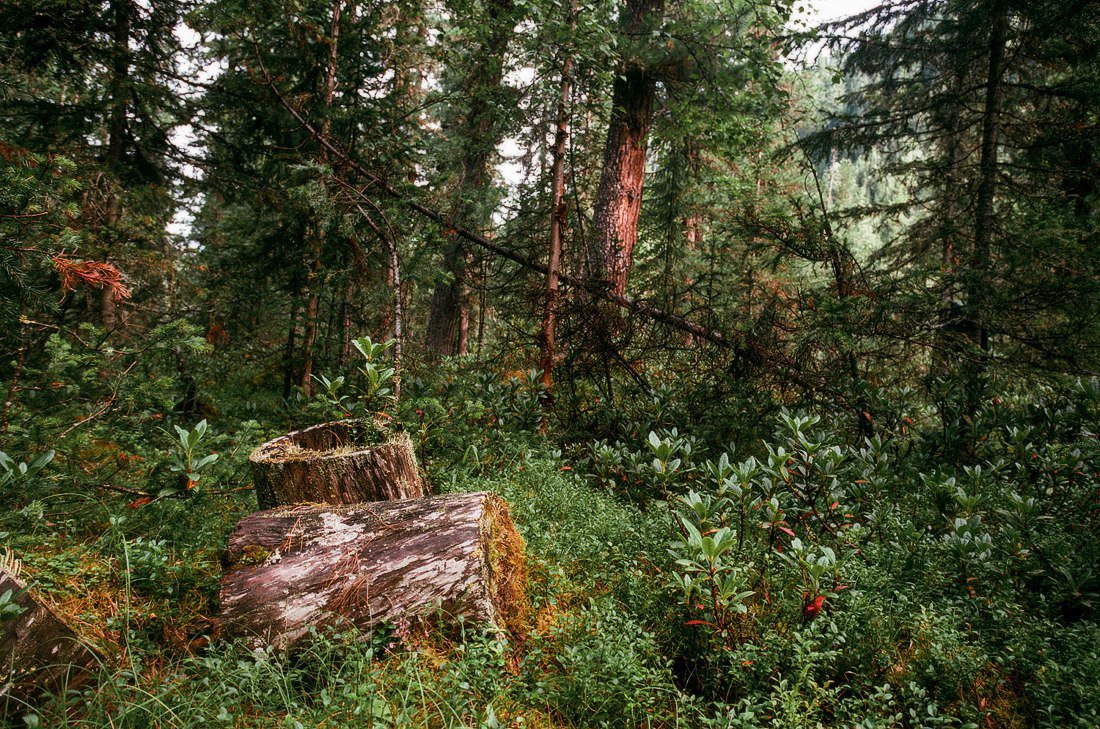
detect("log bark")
(219, 492), (527, 650)
(250, 420), (425, 510)
(1, 569), (99, 714)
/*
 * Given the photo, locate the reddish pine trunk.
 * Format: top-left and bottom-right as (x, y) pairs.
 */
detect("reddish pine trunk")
(588, 0), (663, 297)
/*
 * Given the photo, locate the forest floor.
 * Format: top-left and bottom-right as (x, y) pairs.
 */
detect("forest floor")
(8, 456), (698, 727)
(6, 375), (1100, 727)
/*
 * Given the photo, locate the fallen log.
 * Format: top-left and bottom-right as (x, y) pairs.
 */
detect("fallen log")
(219, 492), (527, 649)
(1, 567), (99, 714)
(250, 420), (425, 510)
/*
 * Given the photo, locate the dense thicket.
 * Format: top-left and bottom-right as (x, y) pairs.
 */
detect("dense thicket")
(2, 0), (1099, 725)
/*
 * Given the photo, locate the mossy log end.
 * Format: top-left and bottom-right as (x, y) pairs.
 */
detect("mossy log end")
(250, 420), (425, 509)
(219, 492), (527, 650)
(0, 568), (100, 714)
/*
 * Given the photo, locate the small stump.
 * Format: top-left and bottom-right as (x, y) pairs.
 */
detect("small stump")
(250, 420), (425, 509)
(1, 568), (99, 714)
(219, 492), (527, 649)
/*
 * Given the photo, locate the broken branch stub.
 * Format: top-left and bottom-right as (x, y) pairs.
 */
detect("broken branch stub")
(249, 420), (425, 509)
(1, 568), (100, 715)
(219, 492), (527, 649)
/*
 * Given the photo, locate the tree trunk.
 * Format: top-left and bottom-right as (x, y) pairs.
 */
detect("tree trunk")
(971, 4), (1008, 354)
(587, 0), (663, 297)
(300, 1), (346, 395)
(458, 259), (470, 356)
(425, 0), (515, 357)
(935, 79), (964, 376)
(282, 296), (300, 401)
(219, 492), (527, 649)
(383, 232), (404, 403)
(426, 239), (466, 356)
(538, 9), (575, 423)
(1, 568), (100, 715)
(298, 249), (321, 397)
(250, 420), (425, 510)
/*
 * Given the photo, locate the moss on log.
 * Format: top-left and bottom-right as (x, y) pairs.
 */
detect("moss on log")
(0, 568), (100, 714)
(218, 492), (527, 650)
(250, 420), (425, 509)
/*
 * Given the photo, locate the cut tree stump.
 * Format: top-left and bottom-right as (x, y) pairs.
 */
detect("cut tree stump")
(1, 568), (100, 715)
(250, 420), (425, 510)
(219, 492), (527, 649)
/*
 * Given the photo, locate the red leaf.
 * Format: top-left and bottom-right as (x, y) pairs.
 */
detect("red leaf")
(803, 594), (827, 620)
(128, 496), (154, 509)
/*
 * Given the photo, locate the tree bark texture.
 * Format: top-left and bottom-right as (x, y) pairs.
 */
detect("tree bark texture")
(588, 0), (664, 297)
(219, 492), (528, 649)
(250, 420), (425, 510)
(1, 569), (100, 715)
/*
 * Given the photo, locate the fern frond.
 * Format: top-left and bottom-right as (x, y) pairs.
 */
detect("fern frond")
(0, 548), (22, 579)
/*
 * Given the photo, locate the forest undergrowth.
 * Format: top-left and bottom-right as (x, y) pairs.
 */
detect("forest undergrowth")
(2, 339), (1098, 728)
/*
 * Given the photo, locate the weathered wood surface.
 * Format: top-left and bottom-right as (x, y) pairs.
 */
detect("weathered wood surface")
(219, 492), (526, 649)
(250, 420), (425, 510)
(0, 568), (99, 714)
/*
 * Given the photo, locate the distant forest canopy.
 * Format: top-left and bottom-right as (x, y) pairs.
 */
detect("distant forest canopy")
(1, 0), (1098, 431)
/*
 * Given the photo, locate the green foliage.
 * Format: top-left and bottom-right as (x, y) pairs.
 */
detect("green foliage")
(0, 149), (83, 325)
(0, 449), (54, 499)
(351, 336), (397, 414)
(167, 420), (220, 495)
(0, 587), (26, 623)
